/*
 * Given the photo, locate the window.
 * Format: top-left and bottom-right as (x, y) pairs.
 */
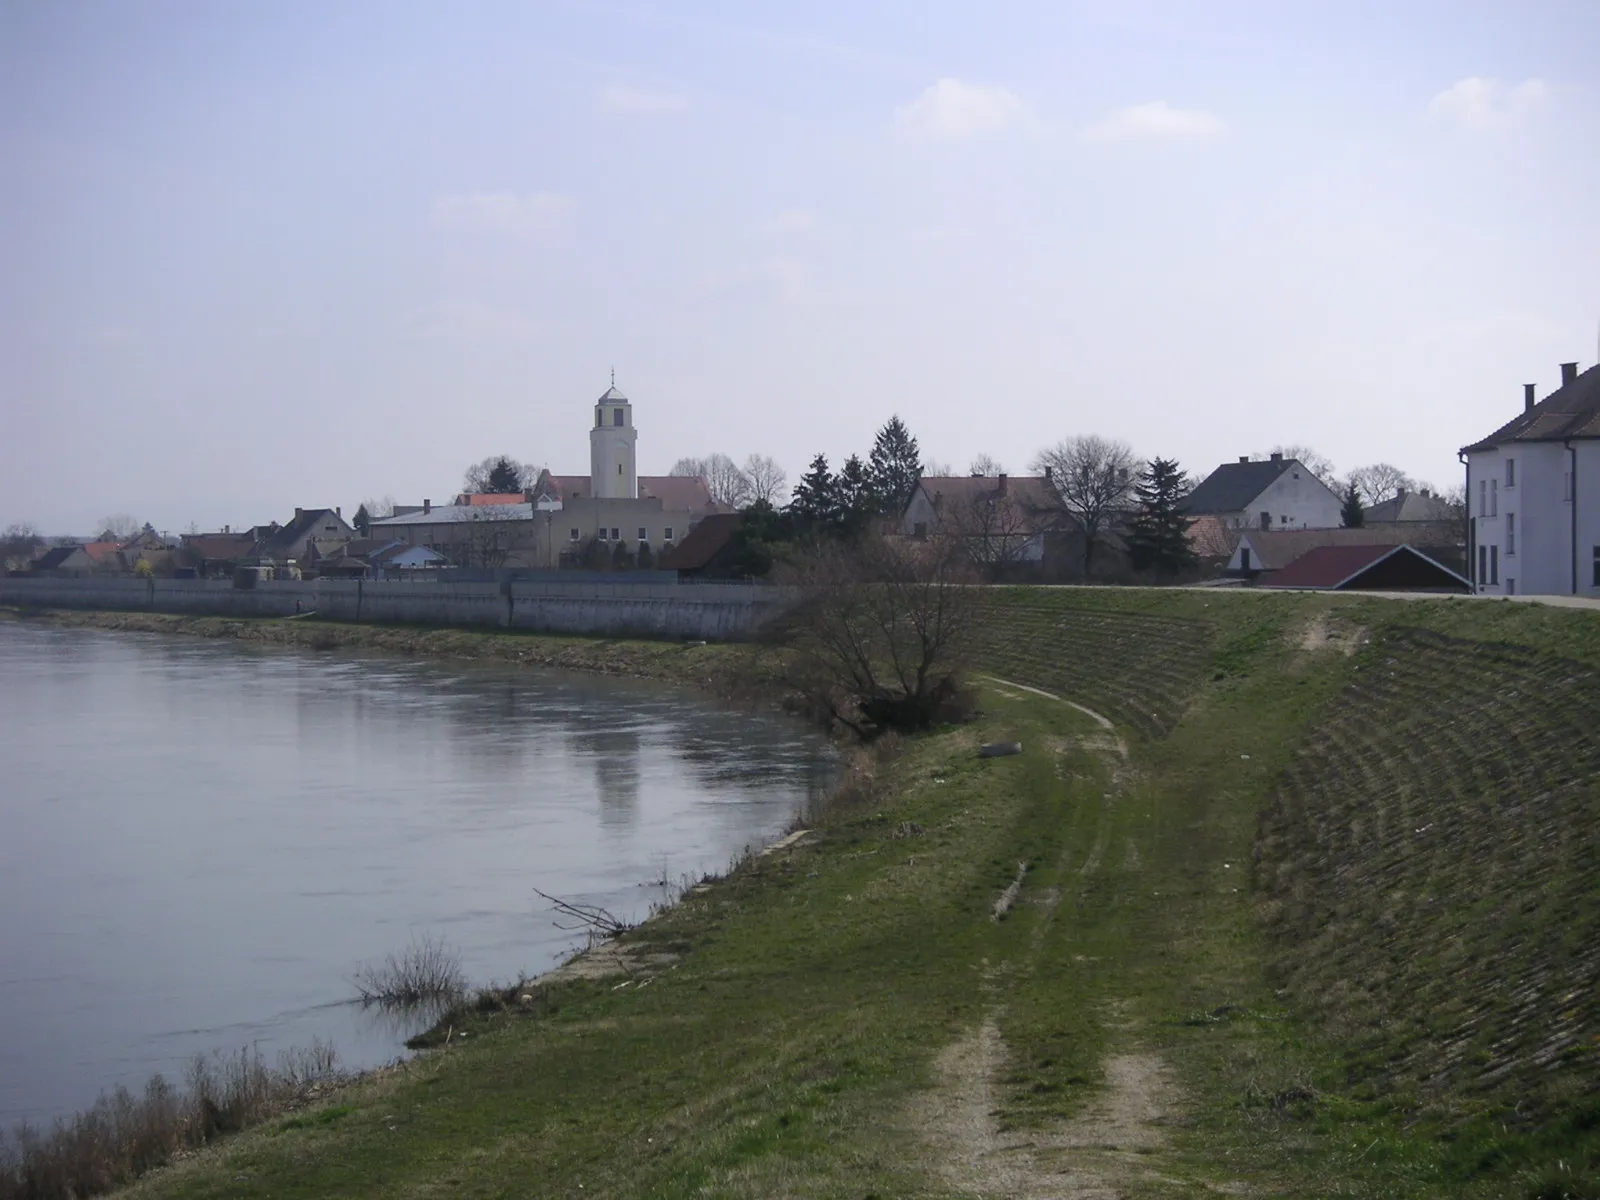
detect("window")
(597, 528), (608, 541)
(1478, 545), (1487, 586)
(324, 524), (337, 532)
(1506, 458), (1516, 487)
(638, 527), (648, 542)
(1506, 512), (1516, 556)
(610, 528), (620, 541)
(664, 527), (674, 541)
(912, 521), (927, 539)
(1280, 515), (1289, 525)
(618, 463), (623, 475)
(1490, 478), (1498, 516)
(569, 528), (580, 541)
(613, 408), (624, 427)
(1490, 544), (1499, 585)
(1480, 479), (1487, 515)
(1259, 511), (1271, 530)
(1241, 547), (1252, 571)
(1507, 578), (1516, 595)
(1593, 546), (1600, 588)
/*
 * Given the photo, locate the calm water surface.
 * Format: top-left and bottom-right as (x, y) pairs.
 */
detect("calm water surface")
(0, 623), (834, 1125)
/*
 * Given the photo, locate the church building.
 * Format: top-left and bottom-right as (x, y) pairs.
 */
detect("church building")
(368, 377), (722, 569)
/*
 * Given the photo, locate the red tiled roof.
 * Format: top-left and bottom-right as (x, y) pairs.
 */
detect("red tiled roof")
(1260, 544), (1468, 591)
(461, 492), (527, 506)
(1185, 515), (1238, 559)
(638, 475), (721, 512)
(1236, 526), (1454, 571)
(81, 541), (123, 564)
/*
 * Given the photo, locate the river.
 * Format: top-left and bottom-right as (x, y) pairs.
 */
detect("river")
(0, 622), (834, 1126)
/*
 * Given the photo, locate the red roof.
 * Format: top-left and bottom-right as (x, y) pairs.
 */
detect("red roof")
(81, 541), (123, 564)
(1261, 544), (1469, 591)
(461, 492), (526, 506)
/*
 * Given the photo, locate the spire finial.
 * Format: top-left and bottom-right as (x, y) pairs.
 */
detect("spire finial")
(610, 366), (615, 388)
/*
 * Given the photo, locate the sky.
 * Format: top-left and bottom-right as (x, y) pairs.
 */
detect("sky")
(2, 0), (1597, 535)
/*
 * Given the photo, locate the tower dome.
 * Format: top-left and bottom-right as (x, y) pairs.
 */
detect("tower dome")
(590, 372), (638, 500)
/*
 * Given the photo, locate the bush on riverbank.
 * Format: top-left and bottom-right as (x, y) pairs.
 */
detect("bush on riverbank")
(0, 1043), (342, 1200)
(351, 934), (466, 1007)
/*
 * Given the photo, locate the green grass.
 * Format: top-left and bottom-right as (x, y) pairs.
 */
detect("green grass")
(19, 589), (1595, 1198)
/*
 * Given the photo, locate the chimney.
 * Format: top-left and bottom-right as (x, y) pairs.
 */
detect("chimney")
(1239, 455), (1249, 464)
(1560, 361), (1579, 386)
(335, 506), (341, 518)
(1269, 451), (1283, 463)
(1044, 465), (1052, 482)
(997, 473), (1008, 495)
(423, 498), (431, 514)
(295, 507), (303, 521)
(1395, 486), (1407, 500)
(1525, 383), (1537, 412)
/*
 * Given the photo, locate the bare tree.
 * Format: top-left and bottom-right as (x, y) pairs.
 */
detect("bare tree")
(943, 485), (1051, 581)
(462, 456), (533, 495)
(743, 455), (788, 506)
(97, 514), (140, 541)
(922, 458), (954, 477)
(361, 495), (397, 519)
(772, 534), (977, 739)
(2, 522), (43, 571)
(968, 453), (1005, 477)
(671, 453), (753, 508)
(456, 506), (534, 569)
(1030, 435), (1139, 575)
(1258, 445), (1338, 486)
(1347, 462), (1416, 507)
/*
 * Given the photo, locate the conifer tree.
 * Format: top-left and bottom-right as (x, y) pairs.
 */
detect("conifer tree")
(789, 454), (842, 529)
(836, 454), (874, 533)
(1126, 457), (1198, 577)
(866, 415), (922, 515)
(1340, 481), (1365, 528)
(352, 504), (371, 537)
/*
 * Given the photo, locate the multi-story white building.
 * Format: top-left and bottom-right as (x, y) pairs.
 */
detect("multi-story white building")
(1460, 361), (1600, 597)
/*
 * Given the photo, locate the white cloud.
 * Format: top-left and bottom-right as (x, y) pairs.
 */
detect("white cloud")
(763, 209), (816, 235)
(893, 78), (1033, 140)
(599, 83), (689, 113)
(431, 192), (573, 244)
(1085, 101), (1222, 143)
(1428, 77), (1549, 130)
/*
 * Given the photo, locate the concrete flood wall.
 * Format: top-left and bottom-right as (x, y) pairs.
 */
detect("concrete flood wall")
(0, 577), (788, 640)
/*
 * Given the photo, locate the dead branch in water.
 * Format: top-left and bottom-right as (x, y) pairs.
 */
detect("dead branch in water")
(532, 888), (631, 942)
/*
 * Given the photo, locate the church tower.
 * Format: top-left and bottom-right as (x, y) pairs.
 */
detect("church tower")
(589, 373), (638, 500)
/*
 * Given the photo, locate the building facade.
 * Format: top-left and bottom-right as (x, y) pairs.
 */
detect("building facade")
(1461, 362), (1600, 597)
(1180, 454), (1343, 531)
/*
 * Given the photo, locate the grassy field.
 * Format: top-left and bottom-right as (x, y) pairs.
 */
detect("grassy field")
(7, 590), (1597, 1198)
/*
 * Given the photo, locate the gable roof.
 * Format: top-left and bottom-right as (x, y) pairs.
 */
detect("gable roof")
(912, 475), (1071, 534)
(1259, 544), (1470, 592)
(80, 541), (123, 564)
(1185, 515), (1239, 560)
(182, 533), (256, 560)
(1236, 526), (1439, 570)
(659, 513), (741, 572)
(1462, 363), (1600, 452)
(31, 545), (80, 570)
(1180, 459), (1306, 514)
(638, 476), (721, 512)
(1363, 490), (1457, 523)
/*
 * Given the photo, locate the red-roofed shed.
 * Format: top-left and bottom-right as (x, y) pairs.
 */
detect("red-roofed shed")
(1259, 544), (1470, 593)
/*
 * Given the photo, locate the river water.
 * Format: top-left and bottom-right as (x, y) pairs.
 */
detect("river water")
(0, 623), (834, 1126)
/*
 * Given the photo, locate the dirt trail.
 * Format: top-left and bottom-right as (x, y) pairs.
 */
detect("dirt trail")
(915, 1016), (1183, 1199)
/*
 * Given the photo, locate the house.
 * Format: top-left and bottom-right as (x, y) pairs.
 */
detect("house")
(316, 538), (449, 579)
(30, 545), (93, 575)
(1459, 360), (1600, 597)
(180, 531), (257, 578)
(1185, 515), (1240, 572)
(78, 541), (126, 572)
(901, 474), (1081, 577)
(1181, 454), (1343, 531)
(1258, 544), (1471, 593)
(1362, 487), (1458, 524)
(250, 508), (355, 568)
(659, 512), (744, 578)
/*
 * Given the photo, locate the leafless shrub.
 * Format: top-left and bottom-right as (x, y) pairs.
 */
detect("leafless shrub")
(351, 933), (467, 1007)
(0, 1043), (342, 1200)
(771, 534), (978, 740)
(532, 888), (631, 946)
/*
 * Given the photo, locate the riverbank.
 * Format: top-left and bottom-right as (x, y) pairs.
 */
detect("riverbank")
(0, 606), (764, 693)
(9, 590), (1600, 1198)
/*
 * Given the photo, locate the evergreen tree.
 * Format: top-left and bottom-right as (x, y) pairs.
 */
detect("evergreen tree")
(1340, 481), (1365, 528)
(836, 454), (874, 533)
(727, 499), (798, 577)
(486, 456), (524, 494)
(1126, 457), (1198, 578)
(352, 504), (371, 537)
(789, 454), (842, 529)
(865, 415), (922, 515)
(611, 539), (634, 570)
(636, 540), (655, 570)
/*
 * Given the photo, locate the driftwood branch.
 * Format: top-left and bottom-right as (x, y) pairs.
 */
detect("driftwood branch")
(532, 888), (631, 940)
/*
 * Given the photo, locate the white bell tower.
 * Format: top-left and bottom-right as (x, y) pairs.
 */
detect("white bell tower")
(589, 372), (638, 500)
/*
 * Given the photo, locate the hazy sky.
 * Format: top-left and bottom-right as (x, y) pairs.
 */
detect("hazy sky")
(3, 0), (1597, 534)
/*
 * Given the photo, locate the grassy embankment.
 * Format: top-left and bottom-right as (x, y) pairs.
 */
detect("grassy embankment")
(10, 592), (1600, 1198)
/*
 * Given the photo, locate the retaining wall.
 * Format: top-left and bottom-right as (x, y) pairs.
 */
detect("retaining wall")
(0, 577), (788, 640)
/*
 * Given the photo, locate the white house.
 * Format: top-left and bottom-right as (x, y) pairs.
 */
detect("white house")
(1180, 454), (1343, 531)
(1460, 361), (1600, 597)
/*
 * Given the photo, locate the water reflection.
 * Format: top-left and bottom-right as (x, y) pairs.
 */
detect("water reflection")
(0, 624), (834, 1125)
